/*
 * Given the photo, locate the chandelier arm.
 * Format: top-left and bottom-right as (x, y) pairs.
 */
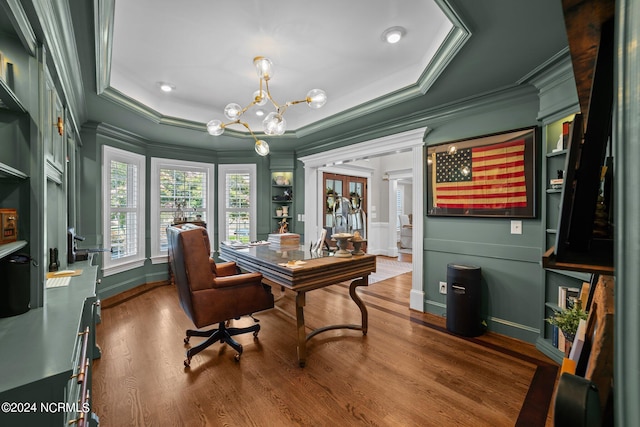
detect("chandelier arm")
(238, 121), (260, 143)
(219, 120), (260, 143)
(287, 98), (309, 106)
(238, 99), (259, 117)
(263, 79), (281, 111)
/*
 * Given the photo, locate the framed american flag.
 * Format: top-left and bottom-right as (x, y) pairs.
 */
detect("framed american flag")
(426, 127), (538, 218)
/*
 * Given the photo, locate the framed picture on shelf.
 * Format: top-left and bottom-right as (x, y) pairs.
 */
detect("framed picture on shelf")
(426, 126), (538, 218)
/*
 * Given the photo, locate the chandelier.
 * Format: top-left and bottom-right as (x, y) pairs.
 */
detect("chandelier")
(206, 56), (327, 156)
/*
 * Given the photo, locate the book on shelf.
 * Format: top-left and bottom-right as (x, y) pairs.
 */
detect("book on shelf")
(568, 318), (588, 366)
(557, 325), (565, 350)
(558, 286), (568, 309)
(556, 286), (567, 349)
(579, 281), (590, 310)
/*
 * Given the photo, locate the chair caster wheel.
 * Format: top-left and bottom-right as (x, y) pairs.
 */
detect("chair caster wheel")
(184, 358), (191, 367)
(253, 330), (259, 339)
(184, 336), (190, 344)
(234, 353), (241, 362)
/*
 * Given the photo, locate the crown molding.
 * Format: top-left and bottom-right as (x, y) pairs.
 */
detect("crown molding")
(0, 0), (37, 55)
(520, 48), (580, 121)
(95, 0), (114, 95)
(93, 0), (471, 145)
(417, 0), (472, 94)
(296, 0), (471, 140)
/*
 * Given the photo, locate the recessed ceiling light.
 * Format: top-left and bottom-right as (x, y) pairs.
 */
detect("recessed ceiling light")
(255, 109), (265, 117)
(158, 82), (175, 92)
(382, 26), (406, 44)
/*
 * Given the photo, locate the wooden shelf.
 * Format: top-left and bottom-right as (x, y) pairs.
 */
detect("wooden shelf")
(548, 268), (592, 282)
(543, 246), (614, 275)
(546, 149), (568, 157)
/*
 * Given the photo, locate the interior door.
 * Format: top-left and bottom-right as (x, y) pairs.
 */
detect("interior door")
(323, 172), (367, 237)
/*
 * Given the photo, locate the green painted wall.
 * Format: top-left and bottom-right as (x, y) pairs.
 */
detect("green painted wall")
(420, 94), (544, 342)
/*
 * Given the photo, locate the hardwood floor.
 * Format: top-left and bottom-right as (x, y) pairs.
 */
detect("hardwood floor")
(93, 263), (557, 426)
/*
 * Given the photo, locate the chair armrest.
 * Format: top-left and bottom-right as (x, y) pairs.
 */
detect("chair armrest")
(212, 272), (263, 289)
(214, 261), (239, 277)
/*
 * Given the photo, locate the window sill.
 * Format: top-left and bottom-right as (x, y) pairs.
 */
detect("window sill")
(150, 254), (168, 265)
(102, 258), (146, 276)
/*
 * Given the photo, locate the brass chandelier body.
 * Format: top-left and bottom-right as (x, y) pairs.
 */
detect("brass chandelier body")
(207, 56), (327, 156)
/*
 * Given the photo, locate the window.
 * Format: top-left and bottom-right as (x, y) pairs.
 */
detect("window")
(102, 146), (146, 275)
(150, 158), (215, 263)
(218, 164), (256, 244)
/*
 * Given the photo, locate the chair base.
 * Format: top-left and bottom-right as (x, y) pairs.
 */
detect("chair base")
(183, 320), (260, 367)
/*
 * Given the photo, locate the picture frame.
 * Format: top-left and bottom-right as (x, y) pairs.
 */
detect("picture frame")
(426, 126), (538, 218)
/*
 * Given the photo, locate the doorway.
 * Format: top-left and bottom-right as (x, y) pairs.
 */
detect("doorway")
(299, 128), (427, 312)
(323, 172), (367, 238)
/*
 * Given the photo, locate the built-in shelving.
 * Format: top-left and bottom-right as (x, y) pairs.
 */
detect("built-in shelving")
(539, 112), (580, 362)
(0, 79), (27, 113)
(271, 171), (294, 233)
(0, 161), (28, 180)
(0, 240), (27, 259)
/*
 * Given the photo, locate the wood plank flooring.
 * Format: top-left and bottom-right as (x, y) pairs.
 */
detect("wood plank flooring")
(92, 256), (557, 426)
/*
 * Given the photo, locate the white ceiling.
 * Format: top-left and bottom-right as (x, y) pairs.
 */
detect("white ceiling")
(109, 0), (453, 132)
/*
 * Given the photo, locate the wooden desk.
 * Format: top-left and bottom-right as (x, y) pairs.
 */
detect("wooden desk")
(219, 244), (376, 367)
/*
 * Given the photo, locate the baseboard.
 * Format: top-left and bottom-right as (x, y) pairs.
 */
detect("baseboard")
(100, 280), (169, 308)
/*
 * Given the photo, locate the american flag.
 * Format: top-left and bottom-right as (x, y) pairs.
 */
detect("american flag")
(432, 139), (527, 209)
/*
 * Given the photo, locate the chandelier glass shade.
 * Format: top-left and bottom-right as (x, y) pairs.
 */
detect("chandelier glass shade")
(206, 56), (327, 156)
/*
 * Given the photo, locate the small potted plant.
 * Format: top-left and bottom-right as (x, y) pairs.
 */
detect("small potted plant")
(546, 301), (588, 355)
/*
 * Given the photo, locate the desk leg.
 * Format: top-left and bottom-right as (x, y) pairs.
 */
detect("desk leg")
(349, 276), (369, 335)
(295, 291), (307, 367)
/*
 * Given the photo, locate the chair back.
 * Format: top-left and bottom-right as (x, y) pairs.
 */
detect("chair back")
(167, 225), (213, 323)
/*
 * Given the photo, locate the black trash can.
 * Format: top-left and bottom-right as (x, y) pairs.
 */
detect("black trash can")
(446, 263), (483, 337)
(0, 253), (31, 317)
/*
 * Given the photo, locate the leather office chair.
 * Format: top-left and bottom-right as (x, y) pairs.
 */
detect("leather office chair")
(166, 225), (274, 366)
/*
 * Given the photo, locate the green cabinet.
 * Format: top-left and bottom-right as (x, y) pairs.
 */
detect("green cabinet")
(0, 260), (101, 426)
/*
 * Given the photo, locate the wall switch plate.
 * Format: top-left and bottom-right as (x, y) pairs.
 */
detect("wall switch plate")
(439, 281), (447, 294)
(510, 220), (522, 234)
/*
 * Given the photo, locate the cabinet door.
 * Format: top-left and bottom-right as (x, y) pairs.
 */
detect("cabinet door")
(44, 71), (64, 175)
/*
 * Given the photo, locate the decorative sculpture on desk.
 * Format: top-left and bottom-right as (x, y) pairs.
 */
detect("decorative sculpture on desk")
(332, 233), (353, 258)
(351, 231), (366, 256)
